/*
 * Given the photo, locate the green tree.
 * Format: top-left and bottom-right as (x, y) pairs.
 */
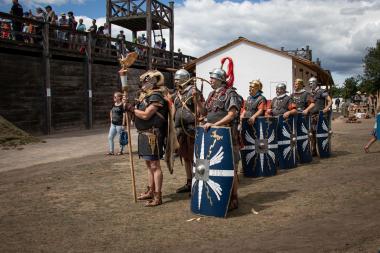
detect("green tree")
(331, 84), (343, 98)
(342, 77), (359, 99)
(361, 40), (380, 94)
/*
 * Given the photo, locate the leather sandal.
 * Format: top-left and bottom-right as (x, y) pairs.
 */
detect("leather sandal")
(145, 192), (162, 207)
(176, 179), (192, 193)
(137, 186), (154, 201)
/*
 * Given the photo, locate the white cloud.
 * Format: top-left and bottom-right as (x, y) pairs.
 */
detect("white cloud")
(173, 0), (380, 85)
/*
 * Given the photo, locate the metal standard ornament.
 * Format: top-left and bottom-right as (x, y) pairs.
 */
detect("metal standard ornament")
(240, 117), (278, 177)
(296, 113), (313, 163)
(119, 52), (138, 91)
(191, 126), (234, 218)
(277, 115), (297, 169)
(316, 110), (332, 158)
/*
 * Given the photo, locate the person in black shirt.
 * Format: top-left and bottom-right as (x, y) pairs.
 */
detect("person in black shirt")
(10, 0), (23, 41)
(108, 92), (126, 155)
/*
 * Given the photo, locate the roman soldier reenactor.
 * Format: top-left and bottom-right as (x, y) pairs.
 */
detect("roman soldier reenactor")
(203, 57), (243, 211)
(124, 70), (169, 207)
(290, 78), (315, 115)
(266, 83), (297, 118)
(173, 69), (205, 193)
(242, 79), (267, 125)
(309, 77), (333, 155)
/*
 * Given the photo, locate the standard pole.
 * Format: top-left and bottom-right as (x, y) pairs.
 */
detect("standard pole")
(124, 91), (137, 203)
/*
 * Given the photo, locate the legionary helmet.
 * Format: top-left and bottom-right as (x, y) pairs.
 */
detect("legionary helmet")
(276, 83), (287, 91)
(295, 78), (304, 87)
(249, 80), (263, 91)
(209, 68), (226, 82)
(174, 69), (191, 89)
(308, 77), (318, 87)
(139, 70), (165, 91)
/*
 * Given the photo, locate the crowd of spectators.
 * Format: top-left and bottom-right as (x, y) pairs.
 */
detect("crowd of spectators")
(1, 0), (185, 63)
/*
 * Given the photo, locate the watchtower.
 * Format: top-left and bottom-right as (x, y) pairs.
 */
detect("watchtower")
(106, 0), (174, 69)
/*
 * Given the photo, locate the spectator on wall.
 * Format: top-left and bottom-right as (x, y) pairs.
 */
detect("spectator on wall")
(1, 20), (11, 39)
(67, 11), (77, 31)
(116, 30), (128, 56)
(177, 48), (183, 61)
(34, 7), (46, 22)
(22, 11), (34, 43)
(45, 5), (57, 25)
(139, 33), (146, 44)
(10, 0), (23, 41)
(76, 18), (86, 51)
(76, 18), (86, 32)
(58, 13), (69, 41)
(88, 19), (97, 35)
(161, 38), (166, 50)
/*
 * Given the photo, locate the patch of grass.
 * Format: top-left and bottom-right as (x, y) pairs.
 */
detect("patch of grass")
(0, 116), (40, 147)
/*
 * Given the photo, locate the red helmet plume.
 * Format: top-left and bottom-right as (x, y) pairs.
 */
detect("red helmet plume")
(221, 57), (234, 88)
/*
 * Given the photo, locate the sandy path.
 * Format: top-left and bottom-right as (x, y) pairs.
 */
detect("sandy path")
(0, 127), (138, 173)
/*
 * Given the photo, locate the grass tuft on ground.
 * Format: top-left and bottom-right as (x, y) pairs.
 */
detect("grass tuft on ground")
(0, 116), (39, 147)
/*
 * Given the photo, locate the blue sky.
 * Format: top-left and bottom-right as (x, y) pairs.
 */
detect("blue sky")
(0, 0), (263, 18)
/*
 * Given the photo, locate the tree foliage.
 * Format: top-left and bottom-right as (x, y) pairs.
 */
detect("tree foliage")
(340, 40), (380, 97)
(361, 40), (380, 94)
(342, 76), (359, 99)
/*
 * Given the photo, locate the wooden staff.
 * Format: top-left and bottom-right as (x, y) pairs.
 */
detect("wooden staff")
(124, 91), (137, 203)
(119, 52), (138, 203)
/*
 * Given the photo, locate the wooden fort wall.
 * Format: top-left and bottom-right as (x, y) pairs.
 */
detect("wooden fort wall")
(0, 52), (170, 134)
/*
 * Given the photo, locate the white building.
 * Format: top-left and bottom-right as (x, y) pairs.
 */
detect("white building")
(186, 37), (333, 100)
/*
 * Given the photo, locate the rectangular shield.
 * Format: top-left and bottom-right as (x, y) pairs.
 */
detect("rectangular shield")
(316, 110), (332, 158)
(277, 115), (297, 169)
(240, 117), (278, 177)
(296, 113), (313, 163)
(191, 126), (234, 218)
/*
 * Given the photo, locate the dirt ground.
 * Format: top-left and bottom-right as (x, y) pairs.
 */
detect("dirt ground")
(0, 118), (379, 253)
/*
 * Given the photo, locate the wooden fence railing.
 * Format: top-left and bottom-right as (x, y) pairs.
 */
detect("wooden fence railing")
(0, 12), (195, 69)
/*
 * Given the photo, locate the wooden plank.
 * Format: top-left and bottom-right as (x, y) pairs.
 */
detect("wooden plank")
(43, 23), (52, 135)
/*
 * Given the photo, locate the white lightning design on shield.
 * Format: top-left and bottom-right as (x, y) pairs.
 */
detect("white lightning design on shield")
(193, 131), (234, 210)
(316, 119), (330, 151)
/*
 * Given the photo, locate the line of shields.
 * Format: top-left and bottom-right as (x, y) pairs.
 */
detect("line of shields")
(241, 111), (333, 177)
(190, 111), (332, 218)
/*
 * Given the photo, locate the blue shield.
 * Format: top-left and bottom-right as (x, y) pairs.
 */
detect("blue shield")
(240, 118), (257, 177)
(240, 117), (278, 177)
(191, 126), (234, 218)
(277, 115), (297, 169)
(316, 111), (332, 158)
(296, 113), (313, 163)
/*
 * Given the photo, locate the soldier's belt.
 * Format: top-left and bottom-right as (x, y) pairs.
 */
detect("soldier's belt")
(138, 129), (159, 155)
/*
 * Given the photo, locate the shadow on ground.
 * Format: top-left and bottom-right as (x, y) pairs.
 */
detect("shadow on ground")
(230, 190), (297, 217)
